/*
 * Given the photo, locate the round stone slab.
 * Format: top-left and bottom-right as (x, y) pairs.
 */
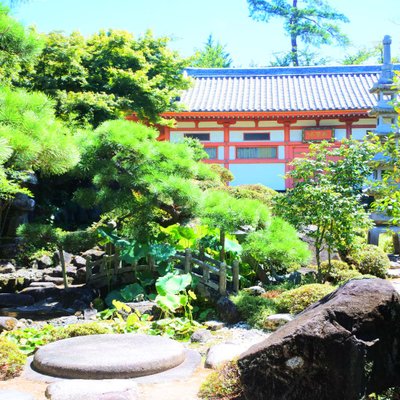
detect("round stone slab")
(33, 334), (186, 379)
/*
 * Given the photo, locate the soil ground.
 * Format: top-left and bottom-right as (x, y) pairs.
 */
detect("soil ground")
(0, 367), (212, 400)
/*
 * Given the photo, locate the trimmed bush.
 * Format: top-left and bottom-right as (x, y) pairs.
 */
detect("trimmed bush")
(198, 361), (243, 400)
(0, 336), (26, 380)
(351, 245), (389, 278)
(231, 291), (278, 329)
(275, 284), (335, 314)
(318, 260), (354, 284)
(242, 217), (310, 279)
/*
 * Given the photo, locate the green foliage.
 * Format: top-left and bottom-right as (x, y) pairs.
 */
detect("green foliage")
(198, 361), (243, 400)
(247, 0), (349, 66)
(155, 272), (196, 321)
(105, 283), (147, 307)
(317, 259), (354, 284)
(190, 34), (232, 68)
(379, 232), (395, 254)
(350, 245), (389, 278)
(372, 132), (400, 225)
(5, 324), (56, 355)
(76, 120), (219, 240)
(0, 4), (42, 85)
(276, 140), (377, 279)
(242, 217), (310, 279)
(0, 336), (26, 380)
(231, 291), (278, 329)
(221, 184), (278, 208)
(23, 29), (190, 127)
(275, 283), (335, 314)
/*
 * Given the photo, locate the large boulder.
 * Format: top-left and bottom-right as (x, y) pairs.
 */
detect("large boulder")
(238, 279), (400, 400)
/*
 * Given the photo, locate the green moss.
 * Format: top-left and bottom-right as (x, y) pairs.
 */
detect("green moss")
(198, 361), (243, 400)
(0, 336), (26, 380)
(231, 291), (278, 329)
(53, 322), (112, 340)
(275, 283), (335, 314)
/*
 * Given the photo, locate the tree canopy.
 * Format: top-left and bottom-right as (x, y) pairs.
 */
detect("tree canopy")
(247, 0), (349, 66)
(21, 30), (191, 127)
(190, 35), (233, 68)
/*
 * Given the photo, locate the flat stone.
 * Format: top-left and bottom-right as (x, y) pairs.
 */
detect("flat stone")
(191, 328), (213, 343)
(0, 390), (35, 400)
(204, 320), (225, 331)
(45, 380), (139, 400)
(28, 282), (57, 288)
(205, 343), (249, 369)
(33, 334), (186, 379)
(73, 256), (87, 267)
(387, 268), (400, 278)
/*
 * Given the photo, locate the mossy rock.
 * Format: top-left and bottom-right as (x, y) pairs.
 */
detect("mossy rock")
(0, 336), (26, 380)
(52, 322), (112, 341)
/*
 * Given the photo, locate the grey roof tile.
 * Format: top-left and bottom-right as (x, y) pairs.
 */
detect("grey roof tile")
(180, 65), (398, 113)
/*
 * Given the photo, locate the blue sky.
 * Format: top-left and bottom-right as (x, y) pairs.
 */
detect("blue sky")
(10, 0), (400, 67)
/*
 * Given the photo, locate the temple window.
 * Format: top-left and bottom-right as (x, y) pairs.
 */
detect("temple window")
(184, 133), (210, 141)
(243, 133), (270, 141)
(237, 147), (277, 159)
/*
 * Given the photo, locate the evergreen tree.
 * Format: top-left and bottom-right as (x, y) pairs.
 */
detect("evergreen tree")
(190, 35), (232, 68)
(247, 0), (349, 66)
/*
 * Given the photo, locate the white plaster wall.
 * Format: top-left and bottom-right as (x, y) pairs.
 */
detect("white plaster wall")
(230, 132), (243, 142)
(234, 121), (255, 128)
(278, 146), (285, 160)
(335, 129), (346, 140)
(258, 121), (280, 128)
(210, 132), (224, 142)
(318, 119), (341, 126)
(230, 163), (286, 190)
(198, 122), (220, 128)
(170, 131), (184, 143)
(290, 130), (302, 141)
(229, 146), (236, 160)
(218, 146), (224, 160)
(351, 128), (368, 140)
(291, 120), (316, 127)
(175, 122), (196, 128)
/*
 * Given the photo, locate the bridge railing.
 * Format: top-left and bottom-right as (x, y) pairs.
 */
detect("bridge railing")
(85, 248), (239, 295)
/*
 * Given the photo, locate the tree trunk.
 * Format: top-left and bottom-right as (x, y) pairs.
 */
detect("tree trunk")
(290, 0), (299, 66)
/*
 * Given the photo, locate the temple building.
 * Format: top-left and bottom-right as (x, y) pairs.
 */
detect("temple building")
(129, 39), (399, 191)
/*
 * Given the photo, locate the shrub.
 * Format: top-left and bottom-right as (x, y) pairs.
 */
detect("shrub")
(0, 336), (26, 380)
(198, 361), (243, 400)
(351, 245), (389, 278)
(379, 232), (395, 254)
(275, 283), (335, 314)
(242, 217), (310, 279)
(316, 260), (354, 284)
(222, 183), (278, 207)
(231, 291), (278, 329)
(53, 322), (111, 341)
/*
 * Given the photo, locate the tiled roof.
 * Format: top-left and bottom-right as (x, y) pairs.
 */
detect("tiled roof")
(180, 65), (393, 113)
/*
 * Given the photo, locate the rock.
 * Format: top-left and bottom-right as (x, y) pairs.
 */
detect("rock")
(28, 282), (57, 288)
(54, 250), (73, 266)
(125, 300), (161, 317)
(81, 248), (105, 261)
(216, 296), (241, 324)
(50, 265), (77, 278)
(0, 316), (18, 331)
(43, 276), (70, 285)
(74, 267), (87, 284)
(45, 380), (139, 400)
(0, 390), (35, 400)
(204, 320), (225, 331)
(191, 329), (213, 343)
(205, 343), (249, 369)
(33, 334), (186, 379)
(263, 313), (294, 331)
(37, 254), (53, 269)
(0, 269), (44, 292)
(243, 286), (266, 296)
(73, 255), (87, 268)
(0, 293), (35, 307)
(387, 268), (400, 278)
(0, 260), (16, 274)
(238, 279), (400, 400)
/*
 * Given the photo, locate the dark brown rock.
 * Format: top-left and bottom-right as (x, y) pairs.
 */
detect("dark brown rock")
(216, 296), (241, 324)
(0, 293), (35, 307)
(238, 279), (400, 400)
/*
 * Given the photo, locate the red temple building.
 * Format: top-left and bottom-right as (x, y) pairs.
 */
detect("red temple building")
(129, 41), (399, 191)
